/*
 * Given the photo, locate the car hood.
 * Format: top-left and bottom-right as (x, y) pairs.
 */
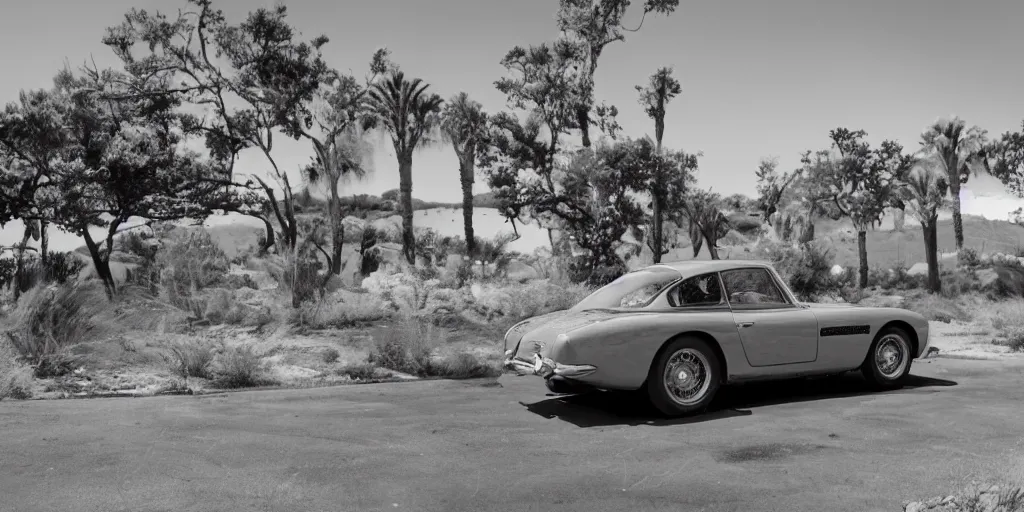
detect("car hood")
(503, 308), (623, 353)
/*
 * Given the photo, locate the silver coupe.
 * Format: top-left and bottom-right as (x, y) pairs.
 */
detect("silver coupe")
(502, 260), (931, 417)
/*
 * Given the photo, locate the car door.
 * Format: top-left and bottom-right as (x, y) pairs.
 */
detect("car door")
(720, 267), (819, 367)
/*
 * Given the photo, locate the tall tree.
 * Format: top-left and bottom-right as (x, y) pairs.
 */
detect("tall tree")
(918, 116), (990, 250)
(366, 69), (444, 265)
(556, 0), (681, 147)
(823, 128), (913, 288)
(440, 92), (489, 256)
(901, 164), (948, 293)
(682, 188), (730, 260)
(104, 0), (334, 253)
(635, 67), (684, 263)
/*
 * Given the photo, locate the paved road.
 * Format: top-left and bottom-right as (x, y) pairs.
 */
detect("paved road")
(2, 357), (1023, 512)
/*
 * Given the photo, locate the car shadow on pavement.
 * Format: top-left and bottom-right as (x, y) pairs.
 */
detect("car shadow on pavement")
(521, 373), (957, 428)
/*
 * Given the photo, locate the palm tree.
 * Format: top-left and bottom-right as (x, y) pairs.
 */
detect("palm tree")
(366, 70), (444, 265)
(636, 67), (682, 263)
(440, 92), (488, 256)
(918, 116), (989, 250)
(301, 124), (375, 274)
(901, 164), (949, 293)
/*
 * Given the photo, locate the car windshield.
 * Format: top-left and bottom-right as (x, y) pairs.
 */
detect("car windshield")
(571, 267), (682, 310)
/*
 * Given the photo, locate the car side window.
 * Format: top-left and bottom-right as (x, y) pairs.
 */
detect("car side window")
(720, 268), (789, 307)
(667, 273), (724, 308)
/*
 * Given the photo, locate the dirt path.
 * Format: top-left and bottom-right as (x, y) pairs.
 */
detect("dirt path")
(2, 357), (1023, 512)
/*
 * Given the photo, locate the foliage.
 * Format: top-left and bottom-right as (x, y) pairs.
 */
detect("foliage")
(556, 0), (680, 146)
(901, 164), (949, 293)
(682, 188), (730, 259)
(440, 92), (489, 255)
(366, 69), (445, 264)
(635, 66), (681, 150)
(292, 295), (392, 329)
(759, 241), (840, 300)
(215, 345), (275, 388)
(0, 366), (34, 400)
(4, 282), (107, 378)
(167, 340), (217, 380)
(104, 0), (337, 252)
(156, 230), (230, 312)
(367, 316), (437, 375)
(755, 157), (800, 224)
(989, 120), (1024, 197)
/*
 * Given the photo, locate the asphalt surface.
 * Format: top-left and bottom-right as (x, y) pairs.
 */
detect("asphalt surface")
(2, 357), (1023, 512)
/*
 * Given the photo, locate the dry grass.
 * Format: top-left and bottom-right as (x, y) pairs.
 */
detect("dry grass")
(497, 280), (593, 326)
(978, 299), (1024, 352)
(293, 295), (393, 329)
(166, 340), (217, 380)
(902, 293), (974, 323)
(367, 315), (498, 379)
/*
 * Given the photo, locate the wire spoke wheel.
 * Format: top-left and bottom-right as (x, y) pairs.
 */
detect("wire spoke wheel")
(874, 334), (908, 379)
(662, 348), (712, 406)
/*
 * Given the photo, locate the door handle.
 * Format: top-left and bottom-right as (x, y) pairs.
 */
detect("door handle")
(736, 321), (755, 328)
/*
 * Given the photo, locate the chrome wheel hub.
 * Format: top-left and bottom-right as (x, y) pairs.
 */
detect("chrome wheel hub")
(663, 348), (711, 406)
(875, 335), (908, 379)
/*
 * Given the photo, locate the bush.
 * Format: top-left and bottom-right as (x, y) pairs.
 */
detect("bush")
(293, 296), (392, 329)
(0, 365), (34, 400)
(902, 294), (971, 323)
(322, 348), (340, 364)
(4, 282), (105, 378)
(215, 345), (275, 388)
(958, 247), (981, 268)
(158, 230), (230, 311)
(336, 362), (392, 381)
(367, 316), (438, 375)
(166, 340), (216, 379)
(760, 241), (838, 300)
(0, 252), (87, 296)
(423, 352), (500, 379)
(985, 300), (1024, 351)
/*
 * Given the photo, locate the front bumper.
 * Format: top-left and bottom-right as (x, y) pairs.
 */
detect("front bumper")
(502, 350), (598, 379)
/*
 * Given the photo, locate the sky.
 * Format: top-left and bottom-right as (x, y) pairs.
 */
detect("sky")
(2, 0), (1024, 206)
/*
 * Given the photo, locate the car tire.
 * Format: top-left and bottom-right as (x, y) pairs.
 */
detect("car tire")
(646, 336), (722, 417)
(861, 326), (914, 390)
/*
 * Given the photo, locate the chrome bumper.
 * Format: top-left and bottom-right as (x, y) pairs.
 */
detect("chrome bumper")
(502, 350), (597, 379)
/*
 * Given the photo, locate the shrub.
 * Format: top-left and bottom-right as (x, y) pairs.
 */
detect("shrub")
(422, 352), (500, 379)
(958, 247), (981, 269)
(0, 252), (87, 296)
(940, 270), (982, 299)
(321, 348), (340, 364)
(215, 345), (275, 388)
(760, 241), (838, 300)
(499, 281), (594, 324)
(985, 300), (1024, 351)
(367, 316), (438, 375)
(158, 230), (230, 310)
(4, 282), (104, 378)
(336, 362), (392, 381)
(166, 340), (216, 379)
(293, 296), (392, 329)
(902, 294), (971, 323)
(0, 365), (34, 400)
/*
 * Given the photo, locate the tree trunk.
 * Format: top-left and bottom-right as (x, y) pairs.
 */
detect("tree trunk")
(857, 230), (868, 289)
(460, 159), (476, 256)
(576, 106), (591, 148)
(923, 219), (941, 293)
(82, 230), (116, 299)
(398, 153), (415, 265)
(328, 178), (343, 275)
(13, 227), (32, 300)
(651, 197), (664, 264)
(706, 234), (720, 260)
(950, 183), (964, 250)
(258, 216), (275, 254)
(40, 220), (48, 264)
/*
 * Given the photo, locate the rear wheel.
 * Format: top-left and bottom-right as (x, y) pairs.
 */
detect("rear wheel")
(861, 326), (913, 390)
(646, 336), (722, 417)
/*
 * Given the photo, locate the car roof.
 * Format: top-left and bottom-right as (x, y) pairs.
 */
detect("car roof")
(647, 259), (774, 278)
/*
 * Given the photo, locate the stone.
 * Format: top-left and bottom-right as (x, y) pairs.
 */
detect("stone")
(370, 216), (403, 242)
(339, 250), (363, 287)
(829, 264), (845, 277)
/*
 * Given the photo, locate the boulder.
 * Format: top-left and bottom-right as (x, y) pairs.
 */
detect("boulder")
(342, 216), (368, 242)
(829, 264), (845, 277)
(339, 250), (363, 287)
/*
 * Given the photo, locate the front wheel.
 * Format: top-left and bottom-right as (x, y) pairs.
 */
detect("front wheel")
(646, 336), (722, 417)
(861, 326), (914, 390)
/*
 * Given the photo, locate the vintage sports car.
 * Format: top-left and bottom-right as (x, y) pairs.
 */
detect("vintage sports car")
(502, 260), (930, 417)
